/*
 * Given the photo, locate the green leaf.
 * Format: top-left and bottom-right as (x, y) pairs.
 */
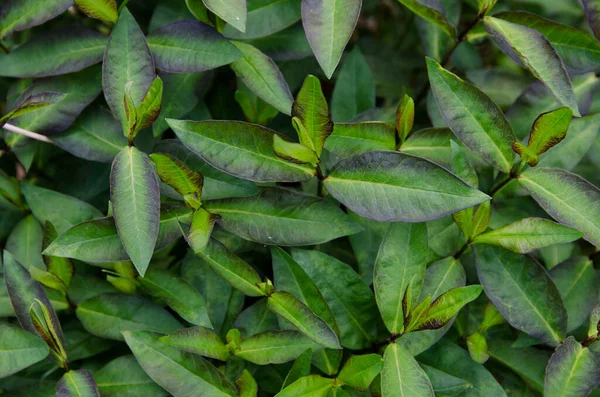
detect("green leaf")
(103, 8), (156, 132)
(138, 268), (212, 328)
(398, 128), (454, 167)
(3, 251), (65, 343)
(53, 106), (128, 163)
(337, 354), (383, 391)
(222, 0), (301, 40)
(538, 113), (600, 170)
(96, 355), (167, 397)
(396, 94), (415, 143)
(267, 291), (341, 350)
(373, 222), (428, 335)
(236, 330), (319, 364)
(147, 20), (241, 73)
(231, 42), (293, 114)
(324, 122), (396, 159)
(0, 323), (49, 378)
(426, 57), (516, 173)
(134, 76), (163, 131)
(22, 183), (103, 234)
(123, 330), (237, 397)
(204, 188), (361, 246)
(421, 364), (472, 397)
(483, 17), (580, 116)
(417, 340), (506, 397)
(474, 245), (567, 345)
(0, 91), (67, 127)
(518, 167), (600, 247)
(43, 204), (192, 262)
(56, 370), (100, 397)
(271, 247), (339, 334)
(161, 326), (230, 361)
(473, 218), (583, 254)
(185, 208), (219, 252)
(583, 0), (600, 40)
(150, 153), (203, 202)
(324, 151), (490, 222)
(110, 146), (160, 275)
(292, 249), (378, 350)
(396, 0), (456, 38)
(276, 375), (334, 397)
(407, 285), (482, 332)
(513, 107), (572, 166)
(282, 349), (313, 390)
(168, 119), (314, 182)
(195, 238), (264, 296)
(545, 337), (600, 397)
(203, 0), (247, 32)
(331, 48), (375, 122)
(75, 0), (118, 23)
(0, 0), (72, 38)
(302, 0), (361, 78)
(76, 293), (182, 340)
(155, 139), (258, 200)
(496, 11), (600, 75)
(6, 215), (46, 272)
(236, 370), (258, 397)
(347, 211), (389, 285)
(550, 258), (598, 332)
(273, 134), (319, 166)
(466, 332), (489, 364)
(381, 343), (434, 397)
(291, 75), (332, 157)
(487, 340), (548, 392)
(42, 221), (74, 289)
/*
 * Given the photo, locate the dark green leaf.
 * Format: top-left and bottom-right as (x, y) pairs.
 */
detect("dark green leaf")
(331, 48), (375, 122)
(396, 0), (456, 38)
(236, 330), (319, 364)
(160, 326), (230, 361)
(95, 355), (167, 397)
(545, 337), (600, 397)
(324, 151), (490, 222)
(324, 122), (396, 159)
(0, 0), (72, 38)
(337, 354), (383, 391)
(56, 370), (100, 397)
(381, 343), (434, 397)
(222, 0), (301, 39)
(0, 323), (49, 378)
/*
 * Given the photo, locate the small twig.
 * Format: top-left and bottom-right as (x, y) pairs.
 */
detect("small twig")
(2, 123), (55, 144)
(453, 240), (471, 259)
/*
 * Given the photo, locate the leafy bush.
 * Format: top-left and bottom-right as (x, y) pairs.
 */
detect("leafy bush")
(1, 0), (600, 395)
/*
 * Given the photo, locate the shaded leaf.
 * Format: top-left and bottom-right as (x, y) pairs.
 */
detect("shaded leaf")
(236, 330), (319, 364)
(95, 355), (167, 397)
(397, 0), (456, 38)
(331, 48), (375, 122)
(545, 337), (600, 397)
(0, 0), (72, 38)
(56, 370), (100, 397)
(161, 326), (230, 361)
(337, 354), (383, 391)
(324, 122), (396, 159)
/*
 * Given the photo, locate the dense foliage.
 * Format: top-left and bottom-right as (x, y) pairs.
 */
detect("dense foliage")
(1, 0), (600, 395)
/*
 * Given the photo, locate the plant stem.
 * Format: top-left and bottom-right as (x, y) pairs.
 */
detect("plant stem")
(118, 0), (130, 13)
(414, 12), (485, 105)
(316, 165), (325, 197)
(453, 240), (471, 259)
(2, 123), (55, 144)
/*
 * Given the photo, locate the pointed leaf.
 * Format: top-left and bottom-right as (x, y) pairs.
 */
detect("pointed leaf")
(302, 0), (362, 78)
(204, 188), (361, 246)
(236, 370), (258, 397)
(324, 151), (490, 222)
(150, 153), (203, 200)
(195, 238), (264, 296)
(56, 370), (100, 397)
(484, 17), (579, 116)
(110, 146), (160, 275)
(124, 330), (237, 397)
(204, 0), (247, 32)
(282, 348), (313, 389)
(185, 208), (219, 252)
(0, 0), (72, 38)
(76, 293), (181, 340)
(103, 8), (156, 131)
(518, 167), (600, 247)
(43, 204), (192, 262)
(276, 375), (334, 397)
(0, 323), (49, 378)
(337, 354), (383, 391)
(397, 0), (456, 38)
(475, 245), (567, 345)
(292, 249), (378, 350)
(325, 122), (396, 159)
(545, 337), (600, 397)
(138, 268), (212, 327)
(396, 94), (415, 143)
(273, 134), (319, 166)
(161, 326), (230, 361)
(426, 57), (516, 173)
(96, 355), (167, 397)
(421, 364), (472, 397)
(147, 20), (242, 73)
(75, 0), (117, 23)
(222, 0), (302, 39)
(231, 42), (293, 114)
(0, 92), (67, 127)
(331, 48), (375, 122)
(236, 330), (319, 364)
(473, 218), (583, 254)
(267, 291), (341, 350)
(374, 222), (428, 335)
(381, 343), (434, 397)
(168, 119), (315, 182)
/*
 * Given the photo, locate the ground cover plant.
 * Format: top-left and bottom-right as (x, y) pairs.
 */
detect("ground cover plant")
(0, 0), (600, 395)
